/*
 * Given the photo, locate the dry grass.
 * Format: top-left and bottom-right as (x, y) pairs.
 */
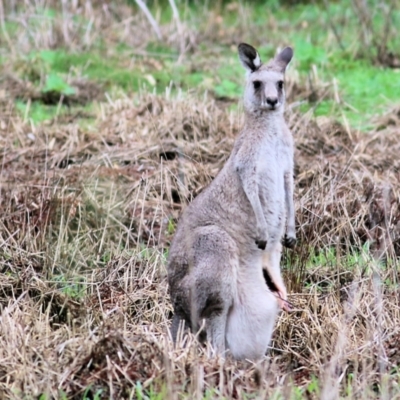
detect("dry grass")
(0, 88), (400, 398)
(0, 1), (400, 399)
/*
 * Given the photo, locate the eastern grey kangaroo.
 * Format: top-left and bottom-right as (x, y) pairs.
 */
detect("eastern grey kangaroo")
(167, 43), (295, 361)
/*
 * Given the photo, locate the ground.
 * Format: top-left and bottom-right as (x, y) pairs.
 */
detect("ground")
(0, 1), (400, 399)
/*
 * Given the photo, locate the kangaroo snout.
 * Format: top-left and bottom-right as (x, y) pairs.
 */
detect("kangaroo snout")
(261, 96), (279, 110)
(266, 97), (278, 107)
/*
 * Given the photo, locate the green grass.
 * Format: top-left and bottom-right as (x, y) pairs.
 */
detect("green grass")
(295, 45), (400, 129)
(252, 1), (400, 128)
(330, 60), (400, 127)
(31, 49), (153, 91)
(16, 44), (400, 127)
(16, 100), (62, 123)
(4, 0), (400, 126)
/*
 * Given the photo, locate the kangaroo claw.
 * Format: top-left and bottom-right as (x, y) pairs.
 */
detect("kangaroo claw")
(283, 235), (296, 249)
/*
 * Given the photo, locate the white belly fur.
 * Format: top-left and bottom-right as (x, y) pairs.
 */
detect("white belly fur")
(225, 280), (278, 360)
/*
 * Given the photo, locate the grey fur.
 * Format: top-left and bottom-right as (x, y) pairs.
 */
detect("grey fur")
(167, 44), (296, 360)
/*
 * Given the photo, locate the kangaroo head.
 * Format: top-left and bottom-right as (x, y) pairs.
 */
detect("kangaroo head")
(238, 43), (293, 115)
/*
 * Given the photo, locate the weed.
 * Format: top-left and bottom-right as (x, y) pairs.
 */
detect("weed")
(42, 73), (75, 96)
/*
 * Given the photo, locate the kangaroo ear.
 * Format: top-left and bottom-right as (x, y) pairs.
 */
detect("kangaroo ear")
(274, 47), (293, 72)
(238, 43), (262, 72)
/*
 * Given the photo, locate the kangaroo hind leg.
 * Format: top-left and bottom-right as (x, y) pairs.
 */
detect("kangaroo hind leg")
(190, 226), (237, 356)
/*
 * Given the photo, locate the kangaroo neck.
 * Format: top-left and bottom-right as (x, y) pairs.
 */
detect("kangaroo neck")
(243, 110), (284, 132)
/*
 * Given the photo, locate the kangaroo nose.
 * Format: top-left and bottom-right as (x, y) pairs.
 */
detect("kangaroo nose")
(266, 97), (278, 106)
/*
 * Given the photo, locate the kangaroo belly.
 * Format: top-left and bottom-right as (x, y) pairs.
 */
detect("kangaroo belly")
(225, 282), (278, 360)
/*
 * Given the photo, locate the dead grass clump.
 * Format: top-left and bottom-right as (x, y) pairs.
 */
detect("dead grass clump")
(285, 66), (336, 108)
(288, 110), (400, 273)
(97, 93), (240, 210)
(0, 97), (17, 128)
(0, 74), (38, 103)
(88, 254), (171, 326)
(66, 332), (164, 399)
(275, 272), (400, 378)
(98, 93), (238, 163)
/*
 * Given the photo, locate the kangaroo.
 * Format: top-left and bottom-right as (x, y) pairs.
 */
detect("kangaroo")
(167, 43), (296, 361)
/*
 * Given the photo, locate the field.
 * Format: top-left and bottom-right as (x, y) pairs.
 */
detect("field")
(1, 0), (400, 398)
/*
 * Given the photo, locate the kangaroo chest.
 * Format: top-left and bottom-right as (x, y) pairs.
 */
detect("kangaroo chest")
(257, 135), (288, 199)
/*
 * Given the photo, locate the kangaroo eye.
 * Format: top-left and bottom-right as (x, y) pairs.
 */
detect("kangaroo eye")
(277, 80), (284, 89)
(253, 81), (261, 90)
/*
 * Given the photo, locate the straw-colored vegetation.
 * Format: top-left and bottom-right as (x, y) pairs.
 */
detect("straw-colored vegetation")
(0, 0), (399, 399)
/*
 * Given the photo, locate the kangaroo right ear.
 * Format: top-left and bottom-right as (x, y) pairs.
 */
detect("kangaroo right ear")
(238, 43), (262, 72)
(273, 47), (293, 72)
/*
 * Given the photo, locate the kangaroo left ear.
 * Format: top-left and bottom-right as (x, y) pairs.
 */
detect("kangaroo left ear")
(238, 43), (262, 72)
(274, 47), (293, 73)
